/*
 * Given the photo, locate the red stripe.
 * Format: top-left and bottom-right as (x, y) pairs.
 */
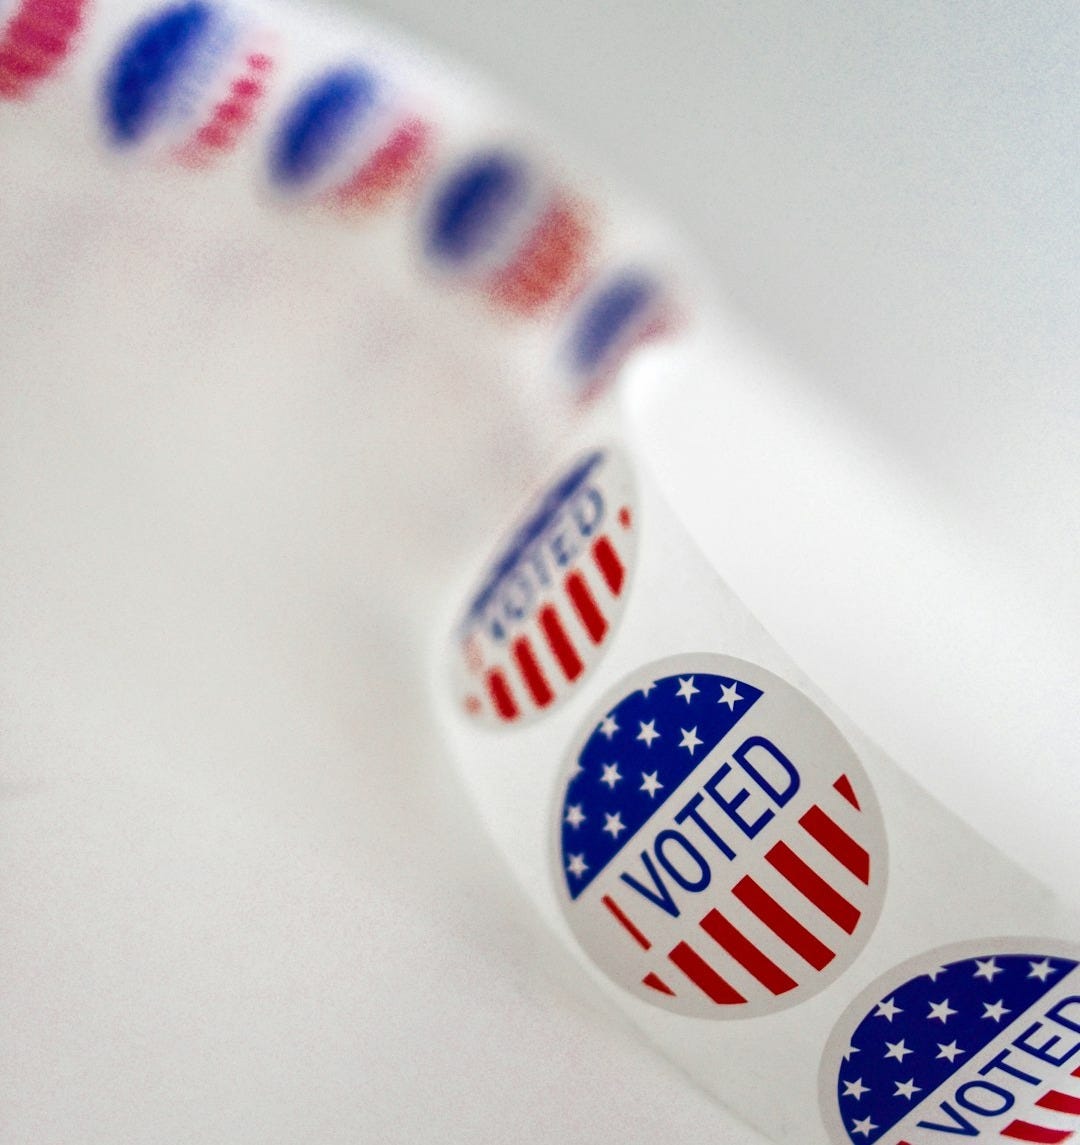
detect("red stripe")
(592, 535), (625, 595)
(1001, 1122), (1075, 1143)
(668, 942), (746, 1005)
(173, 54), (272, 167)
(601, 895), (650, 950)
(332, 117), (430, 209)
(833, 774), (861, 810)
(642, 972), (675, 996)
(799, 804), (871, 884)
(766, 841), (862, 934)
(732, 876), (835, 971)
(511, 636), (554, 707)
(565, 570), (607, 643)
(699, 908), (797, 995)
(8, 22), (65, 53)
(1037, 1091), (1080, 1115)
(489, 197), (590, 315)
(485, 668), (518, 721)
(0, 0), (82, 97)
(538, 604), (583, 682)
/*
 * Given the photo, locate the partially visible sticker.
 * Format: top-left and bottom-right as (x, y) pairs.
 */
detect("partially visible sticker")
(423, 150), (592, 315)
(554, 654), (887, 1018)
(451, 447), (636, 729)
(0, 0), (87, 101)
(819, 939), (1080, 1145)
(268, 64), (430, 210)
(102, 1), (274, 168)
(560, 268), (673, 401)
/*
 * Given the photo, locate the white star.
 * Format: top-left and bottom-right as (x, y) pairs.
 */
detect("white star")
(850, 1116), (877, 1139)
(874, 997), (903, 1022)
(718, 682), (743, 710)
(637, 720), (660, 747)
(936, 1041), (964, 1063)
(974, 958), (1003, 982)
(675, 676), (699, 703)
(598, 714), (619, 740)
(884, 1039), (913, 1063)
(843, 1044), (860, 1063)
(679, 727), (703, 755)
(925, 966), (948, 982)
(842, 1078), (869, 1101)
(600, 762), (622, 789)
(928, 998), (957, 1024)
(982, 1000), (1010, 1023)
(564, 804), (586, 829)
(1029, 959), (1056, 982)
(602, 812), (626, 839)
(566, 853), (588, 878)
(640, 681), (656, 698)
(640, 771), (664, 799)
(894, 1078), (921, 1101)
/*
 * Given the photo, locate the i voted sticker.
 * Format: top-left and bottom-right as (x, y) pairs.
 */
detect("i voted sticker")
(451, 447), (635, 729)
(554, 654), (887, 1018)
(560, 268), (673, 402)
(819, 939), (1080, 1145)
(102, 0), (274, 168)
(423, 150), (592, 316)
(268, 64), (430, 210)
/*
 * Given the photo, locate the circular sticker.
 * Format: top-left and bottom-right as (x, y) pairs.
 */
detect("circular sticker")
(268, 65), (430, 210)
(820, 939), (1080, 1145)
(102, 1), (275, 168)
(423, 150), (591, 314)
(560, 269), (673, 402)
(554, 654), (887, 1018)
(451, 447), (637, 729)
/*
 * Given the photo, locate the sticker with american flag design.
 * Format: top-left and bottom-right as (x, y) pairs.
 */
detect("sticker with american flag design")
(452, 447), (636, 729)
(820, 939), (1080, 1145)
(554, 653), (887, 1018)
(102, 1), (275, 169)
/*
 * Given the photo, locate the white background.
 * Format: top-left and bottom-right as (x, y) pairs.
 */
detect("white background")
(2, 1), (1078, 1142)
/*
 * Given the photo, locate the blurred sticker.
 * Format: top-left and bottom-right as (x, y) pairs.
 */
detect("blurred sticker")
(820, 939), (1080, 1145)
(424, 150), (591, 315)
(268, 64), (429, 210)
(555, 654), (886, 1018)
(102, 0), (273, 167)
(561, 268), (672, 400)
(452, 447), (636, 729)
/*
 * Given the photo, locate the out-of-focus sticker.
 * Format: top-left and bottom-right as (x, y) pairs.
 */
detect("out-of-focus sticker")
(561, 268), (673, 401)
(555, 654), (887, 1018)
(820, 939), (1080, 1145)
(451, 447), (636, 729)
(0, 0), (87, 100)
(101, 0), (273, 167)
(424, 150), (592, 315)
(267, 64), (430, 210)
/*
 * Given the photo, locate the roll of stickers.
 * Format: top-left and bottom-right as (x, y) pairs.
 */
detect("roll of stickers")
(432, 416), (1080, 1145)
(4, 2), (1077, 1143)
